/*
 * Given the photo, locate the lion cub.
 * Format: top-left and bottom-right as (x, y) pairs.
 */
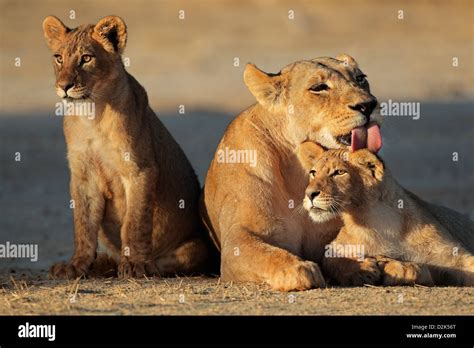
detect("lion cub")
(43, 16), (215, 279)
(297, 142), (474, 286)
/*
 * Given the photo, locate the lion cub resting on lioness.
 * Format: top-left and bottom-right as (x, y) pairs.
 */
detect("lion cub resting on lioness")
(297, 142), (474, 286)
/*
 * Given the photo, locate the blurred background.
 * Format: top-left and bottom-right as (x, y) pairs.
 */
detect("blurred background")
(0, 0), (473, 270)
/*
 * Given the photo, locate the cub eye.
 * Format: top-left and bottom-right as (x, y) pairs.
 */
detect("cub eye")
(356, 74), (367, 84)
(54, 55), (63, 64)
(309, 169), (316, 177)
(332, 169), (347, 177)
(81, 55), (93, 64)
(309, 83), (330, 93)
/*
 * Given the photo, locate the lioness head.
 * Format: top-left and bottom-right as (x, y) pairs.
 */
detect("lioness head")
(244, 55), (382, 153)
(42, 15), (127, 100)
(297, 141), (385, 223)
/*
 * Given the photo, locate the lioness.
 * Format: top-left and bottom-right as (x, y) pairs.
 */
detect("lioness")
(43, 15), (214, 278)
(201, 55), (381, 291)
(298, 142), (474, 286)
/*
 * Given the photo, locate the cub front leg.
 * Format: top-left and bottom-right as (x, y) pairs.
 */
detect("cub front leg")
(321, 228), (382, 286)
(221, 229), (326, 292)
(118, 169), (159, 278)
(49, 176), (104, 279)
(322, 256), (381, 286)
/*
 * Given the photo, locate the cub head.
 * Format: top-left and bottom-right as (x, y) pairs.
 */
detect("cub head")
(297, 141), (385, 223)
(42, 15), (127, 100)
(244, 54), (382, 153)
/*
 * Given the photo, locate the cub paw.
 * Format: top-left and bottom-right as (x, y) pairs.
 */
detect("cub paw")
(382, 260), (433, 286)
(118, 259), (159, 279)
(269, 261), (326, 292)
(339, 257), (382, 286)
(49, 259), (89, 279)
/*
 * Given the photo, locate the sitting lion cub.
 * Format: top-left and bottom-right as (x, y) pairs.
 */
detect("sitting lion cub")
(43, 15), (215, 279)
(297, 142), (474, 286)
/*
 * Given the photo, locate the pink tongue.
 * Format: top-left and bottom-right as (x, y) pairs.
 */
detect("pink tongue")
(351, 124), (382, 153)
(351, 126), (367, 152)
(367, 124), (382, 153)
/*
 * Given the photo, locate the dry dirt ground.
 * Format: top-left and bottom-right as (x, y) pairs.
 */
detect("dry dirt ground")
(1, 271), (473, 315)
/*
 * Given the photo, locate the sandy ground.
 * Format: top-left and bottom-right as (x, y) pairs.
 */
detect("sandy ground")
(0, 0), (473, 315)
(1, 271), (473, 315)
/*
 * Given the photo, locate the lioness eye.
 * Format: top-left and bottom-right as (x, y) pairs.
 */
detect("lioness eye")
(81, 55), (93, 64)
(309, 83), (329, 93)
(309, 170), (316, 177)
(54, 55), (63, 64)
(356, 74), (367, 84)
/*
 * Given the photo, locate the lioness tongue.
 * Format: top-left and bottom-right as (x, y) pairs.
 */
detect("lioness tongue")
(351, 126), (367, 152)
(367, 123), (382, 153)
(350, 124), (382, 153)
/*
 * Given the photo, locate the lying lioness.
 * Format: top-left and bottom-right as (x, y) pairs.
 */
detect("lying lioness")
(298, 142), (474, 286)
(202, 55), (381, 291)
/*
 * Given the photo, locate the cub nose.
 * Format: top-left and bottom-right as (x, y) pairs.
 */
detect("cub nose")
(306, 190), (321, 201)
(58, 82), (74, 93)
(349, 98), (377, 118)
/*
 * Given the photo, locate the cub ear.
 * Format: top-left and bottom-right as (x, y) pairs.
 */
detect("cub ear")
(244, 63), (284, 109)
(93, 15), (127, 54)
(43, 16), (69, 50)
(336, 53), (359, 69)
(349, 149), (384, 181)
(297, 141), (325, 170)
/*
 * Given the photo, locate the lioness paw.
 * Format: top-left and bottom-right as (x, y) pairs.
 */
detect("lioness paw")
(269, 261), (326, 291)
(118, 259), (159, 279)
(382, 260), (433, 286)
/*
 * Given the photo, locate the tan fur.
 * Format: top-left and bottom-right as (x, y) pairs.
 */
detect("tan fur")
(202, 55), (379, 291)
(298, 143), (474, 286)
(43, 15), (216, 279)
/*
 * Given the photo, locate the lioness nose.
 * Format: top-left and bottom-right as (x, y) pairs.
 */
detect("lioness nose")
(58, 82), (74, 93)
(307, 190), (321, 201)
(349, 99), (377, 118)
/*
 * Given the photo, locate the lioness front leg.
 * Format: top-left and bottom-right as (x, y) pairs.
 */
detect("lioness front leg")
(49, 176), (104, 279)
(221, 230), (325, 292)
(118, 169), (159, 278)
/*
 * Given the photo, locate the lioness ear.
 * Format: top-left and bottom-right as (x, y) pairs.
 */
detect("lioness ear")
(43, 16), (69, 50)
(244, 63), (284, 109)
(336, 53), (359, 69)
(350, 150), (384, 181)
(93, 15), (127, 54)
(297, 141), (325, 170)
